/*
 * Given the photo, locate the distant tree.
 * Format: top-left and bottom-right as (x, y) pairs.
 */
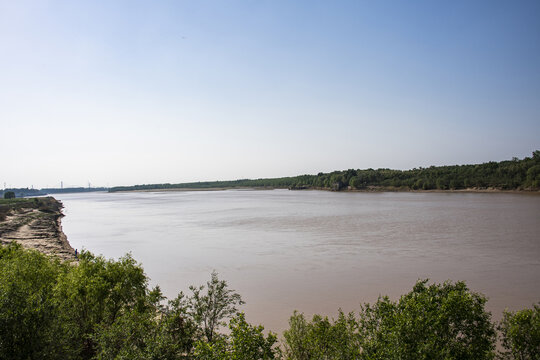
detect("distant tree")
(108, 152), (540, 193)
(526, 165), (540, 188)
(3, 191), (15, 199)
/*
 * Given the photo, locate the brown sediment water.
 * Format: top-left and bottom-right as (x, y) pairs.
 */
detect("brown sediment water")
(56, 190), (540, 333)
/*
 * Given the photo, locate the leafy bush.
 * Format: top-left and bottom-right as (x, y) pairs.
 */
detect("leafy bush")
(194, 312), (279, 359)
(498, 304), (540, 360)
(360, 280), (496, 360)
(283, 310), (361, 359)
(0, 243), (65, 359)
(284, 280), (496, 360)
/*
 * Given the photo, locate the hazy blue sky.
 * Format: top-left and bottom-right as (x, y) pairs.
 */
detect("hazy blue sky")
(2, 0), (539, 188)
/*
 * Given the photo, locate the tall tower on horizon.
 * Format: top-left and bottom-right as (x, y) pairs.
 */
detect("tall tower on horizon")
(61, 181), (63, 189)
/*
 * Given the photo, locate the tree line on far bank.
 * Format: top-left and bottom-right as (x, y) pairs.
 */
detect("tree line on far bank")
(1, 243), (538, 360)
(109, 151), (540, 193)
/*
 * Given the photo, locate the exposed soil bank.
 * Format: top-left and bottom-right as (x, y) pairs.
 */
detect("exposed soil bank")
(0, 197), (77, 261)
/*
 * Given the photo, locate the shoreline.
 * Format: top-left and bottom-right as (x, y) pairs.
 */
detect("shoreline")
(114, 187), (278, 193)
(111, 186), (540, 195)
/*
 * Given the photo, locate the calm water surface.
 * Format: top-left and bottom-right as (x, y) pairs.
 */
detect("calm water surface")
(55, 190), (540, 332)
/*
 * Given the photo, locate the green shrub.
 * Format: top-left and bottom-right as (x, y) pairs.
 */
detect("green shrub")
(194, 312), (279, 359)
(284, 280), (496, 360)
(284, 310), (361, 360)
(0, 243), (66, 359)
(498, 304), (540, 360)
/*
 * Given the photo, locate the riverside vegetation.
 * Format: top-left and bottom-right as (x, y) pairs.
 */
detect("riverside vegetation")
(109, 152), (540, 192)
(0, 244), (538, 360)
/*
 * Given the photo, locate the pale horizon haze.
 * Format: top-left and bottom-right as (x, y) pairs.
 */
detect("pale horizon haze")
(2, 1), (539, 188)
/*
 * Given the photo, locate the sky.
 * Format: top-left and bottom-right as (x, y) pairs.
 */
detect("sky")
(1, 0), (539, 188)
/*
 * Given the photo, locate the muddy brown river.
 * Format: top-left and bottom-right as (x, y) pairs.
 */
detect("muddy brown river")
(56, 190), (540, 333)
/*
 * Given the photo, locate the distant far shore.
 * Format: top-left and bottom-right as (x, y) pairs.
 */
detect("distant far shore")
(107, 152), (540, 194)
(122, 187), (277, 193)
(341, 186), (540, 194)
(114, 186), (540, 194)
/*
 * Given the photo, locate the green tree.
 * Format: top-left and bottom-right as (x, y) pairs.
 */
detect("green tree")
(283, 280), (496, 360)
(0, 243), (65, 360)
(195, 312), (279, 359)
(228, 313), (278, 359)
(283, 310), (360, 360)
(92, 286), (198, 360)
(184, 271), (245, 343)
(54, 251), (150, 359)
(358, 280), (496, 360)
(3, 191), (15, 199)
(93, 308), (158, 360)
(498, 303), (540, 360)
(526, 165), (540, 188)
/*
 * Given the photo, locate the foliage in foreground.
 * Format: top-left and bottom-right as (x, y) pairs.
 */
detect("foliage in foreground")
(0, 243), (277, 360)
(0, 244), (538, 359)
(498, 304), (540, 360)
(284, 280), (496, 360)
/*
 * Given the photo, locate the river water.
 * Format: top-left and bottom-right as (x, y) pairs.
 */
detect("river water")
(55, 190), (540, 333)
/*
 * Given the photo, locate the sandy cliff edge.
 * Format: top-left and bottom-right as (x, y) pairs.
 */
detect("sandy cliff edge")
(0, 197), (77, 261)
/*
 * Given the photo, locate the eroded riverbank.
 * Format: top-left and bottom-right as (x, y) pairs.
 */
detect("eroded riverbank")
(0, 197), (77, 261)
